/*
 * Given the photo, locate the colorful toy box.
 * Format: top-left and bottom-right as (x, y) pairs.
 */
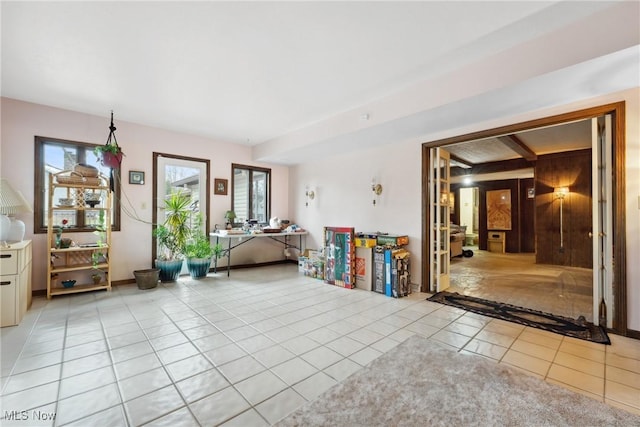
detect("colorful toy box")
(324, 226), (355, 288)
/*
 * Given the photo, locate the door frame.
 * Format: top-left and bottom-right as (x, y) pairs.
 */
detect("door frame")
(421, 102), (627, 335)
(151, 152), (211, 266)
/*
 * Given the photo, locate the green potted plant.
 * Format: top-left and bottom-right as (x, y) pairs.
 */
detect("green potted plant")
(94, 143), (124, 169)
(153, 191), (191, 281)
(224, 210), (236, 229)
(184, 214), (223, 279)
(91, 210), (107, 285)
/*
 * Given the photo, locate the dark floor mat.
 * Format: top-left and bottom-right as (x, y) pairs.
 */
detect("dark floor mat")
(428, 291), (610, 344)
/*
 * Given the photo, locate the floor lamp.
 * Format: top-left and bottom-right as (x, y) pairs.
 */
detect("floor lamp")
(554, 187), (569, 251)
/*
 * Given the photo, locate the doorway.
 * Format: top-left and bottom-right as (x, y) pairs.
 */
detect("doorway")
(458, 187), (478, 246)
(152, 152), (211, 270)
(421, 102), (627, 335)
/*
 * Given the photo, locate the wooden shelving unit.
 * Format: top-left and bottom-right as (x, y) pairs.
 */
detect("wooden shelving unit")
(46, 171), (112, 299)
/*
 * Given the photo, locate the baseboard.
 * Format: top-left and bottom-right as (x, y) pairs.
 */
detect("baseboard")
(213, 259), (297, 272)
(113, 278), (136, 286)
(31, 261), (298, 297)
(626, 329), (640, 340)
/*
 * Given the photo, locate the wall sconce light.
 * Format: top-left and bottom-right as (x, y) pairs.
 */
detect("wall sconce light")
(554, 187), (570, 250)
(371, 178), (383, 206)
(305, 186), (315, 207)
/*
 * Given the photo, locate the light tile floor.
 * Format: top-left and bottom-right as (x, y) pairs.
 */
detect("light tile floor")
(1, 265), (638, 426)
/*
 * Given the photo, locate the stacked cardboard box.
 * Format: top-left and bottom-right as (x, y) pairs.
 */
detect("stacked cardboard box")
(299, 231), (410, 296)
(366, 232), (411, 298)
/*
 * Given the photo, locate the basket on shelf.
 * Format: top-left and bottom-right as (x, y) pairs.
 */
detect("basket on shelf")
(56, 172), (100, 186)
(74, 163), (99, 177)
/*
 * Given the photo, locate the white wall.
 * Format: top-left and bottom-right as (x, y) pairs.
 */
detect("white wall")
(459, 188), (475, 233)
(289, 88), (640, 332)
(290, 140), (422, 285)
(0, 98), (290, 290)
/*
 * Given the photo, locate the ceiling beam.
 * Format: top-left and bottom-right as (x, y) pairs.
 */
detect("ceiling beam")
(497, 135), (538, 161)
(450, 154), (473, 169)
(450, 158), (535, 176)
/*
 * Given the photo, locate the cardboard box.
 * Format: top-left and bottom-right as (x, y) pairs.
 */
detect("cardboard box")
(355, 238), (377, 248)
(355, 247), (373, 291)
(376, 234), (409, 247)
(373, 247), (388, 294)
(298, 256), (307, 273)
(313, 261), (325, 280)
(303, 259), (325, 279)
(391, 249), (411, 297)
(304, 249), (322, 262)
(324, 227), (355, 289)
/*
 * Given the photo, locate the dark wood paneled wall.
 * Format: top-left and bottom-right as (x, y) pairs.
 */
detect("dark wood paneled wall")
(519, 178), (536, 253)
(451, 178), (534, 253)
(535, 149), (592, 268)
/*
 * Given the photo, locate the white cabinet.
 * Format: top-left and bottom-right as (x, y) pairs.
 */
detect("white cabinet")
(0, 240), (32, 327)
(47, 171), (112, 299)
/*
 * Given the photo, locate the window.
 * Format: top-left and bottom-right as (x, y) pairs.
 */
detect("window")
(34, 136), (121, 233)
(231, 163), (270, 224)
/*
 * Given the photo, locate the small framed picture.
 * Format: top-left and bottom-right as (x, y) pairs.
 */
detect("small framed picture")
(527, 187), (535, 199)
(214, 178), (228, 195)
(129, 170), (145, 185)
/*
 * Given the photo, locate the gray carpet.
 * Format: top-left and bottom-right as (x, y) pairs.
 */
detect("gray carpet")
(277, 335), (640, 427)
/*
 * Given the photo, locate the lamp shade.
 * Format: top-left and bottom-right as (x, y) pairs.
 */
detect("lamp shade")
(0, 179), (33, 242)
(0, 179), (33, 216)
(554, 187), (569, 199)
(554, 187), (569, 195)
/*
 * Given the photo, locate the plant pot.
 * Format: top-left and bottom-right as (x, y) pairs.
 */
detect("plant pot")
(155, 259), (183, 282)
(186, 257), (212, 279)
(134, 268), (160, 289)
(101, 151), (123, 169)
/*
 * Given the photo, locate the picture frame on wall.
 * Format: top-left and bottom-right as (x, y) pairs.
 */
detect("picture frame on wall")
(486, 189), (512, 230)
(129, 170), (145, 185)
(214, 178), (228, 195)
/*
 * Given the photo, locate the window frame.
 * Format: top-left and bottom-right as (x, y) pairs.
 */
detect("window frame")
(34, 136), (121, 234)
(231, 163), (271, 224)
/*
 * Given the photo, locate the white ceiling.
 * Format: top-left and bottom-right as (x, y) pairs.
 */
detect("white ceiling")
(2, 1), (638, 165)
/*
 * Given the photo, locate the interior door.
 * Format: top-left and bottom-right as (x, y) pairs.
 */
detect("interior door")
(153, 153), (210, 271)
(592, 115), (614, 328)
(429, 147), (451, 292)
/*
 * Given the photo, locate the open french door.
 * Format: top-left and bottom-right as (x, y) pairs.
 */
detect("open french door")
(154, 154), (209, 273)
(592, 115), (614, 328)
(429, 147), (451, 292)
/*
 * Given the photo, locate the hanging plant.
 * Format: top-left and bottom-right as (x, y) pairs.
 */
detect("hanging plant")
(94, 144), (124, 168)
(94, 111), (125, 169)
